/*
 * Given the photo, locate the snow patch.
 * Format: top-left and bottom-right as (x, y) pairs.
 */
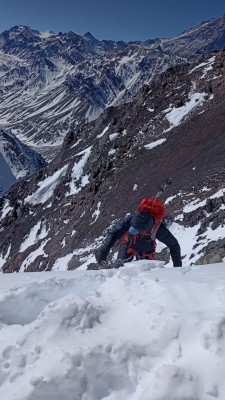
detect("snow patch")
(19, 239), (49, 272)
(183, 188), (225, 213)
(20, 221), (49, 252)
(144, 138), (166, 150)
(97, 125), (109, 139)
(0, 245), (11, 269)
(108, 149), (116, 155)
(90, 202), (101, 224)
(66, 146), (92, 196)
(109, 132), (119, 141)
(25, 166), (68, 205)
(165, 195), (177, 205)
(165, 91), (207, 130)
(189, 56), (216, 75)
(0, 200), (13, 220)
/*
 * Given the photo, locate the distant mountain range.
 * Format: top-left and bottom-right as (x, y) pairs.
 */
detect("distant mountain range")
(0, 13), (225, 155)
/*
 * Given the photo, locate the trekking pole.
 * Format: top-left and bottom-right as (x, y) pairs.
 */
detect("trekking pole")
(152, 178), (172, 205)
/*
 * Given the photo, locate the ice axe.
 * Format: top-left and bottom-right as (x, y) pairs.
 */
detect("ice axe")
(152, 178), (172, 205)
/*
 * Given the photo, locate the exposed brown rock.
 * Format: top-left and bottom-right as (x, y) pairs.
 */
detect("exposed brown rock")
(1, 49), (225, 272)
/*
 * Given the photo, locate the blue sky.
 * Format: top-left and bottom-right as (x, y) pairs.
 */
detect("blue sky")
(0, 0), (224, 41)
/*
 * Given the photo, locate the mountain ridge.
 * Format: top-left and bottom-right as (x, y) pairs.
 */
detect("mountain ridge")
(0, 13), (225, 156)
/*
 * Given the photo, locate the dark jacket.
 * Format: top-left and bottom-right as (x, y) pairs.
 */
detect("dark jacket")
(96, 211), (182, 267)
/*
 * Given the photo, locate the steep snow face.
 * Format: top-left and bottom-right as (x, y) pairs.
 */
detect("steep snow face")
(0, 261), (225, 400)
(0, 129), (47, 195)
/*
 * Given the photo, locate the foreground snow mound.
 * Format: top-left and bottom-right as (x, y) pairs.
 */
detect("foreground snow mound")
(0, 261), (225, 400)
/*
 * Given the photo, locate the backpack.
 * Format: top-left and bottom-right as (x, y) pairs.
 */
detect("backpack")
(134, 196), (166, 239)
(120, 196), (166, 256)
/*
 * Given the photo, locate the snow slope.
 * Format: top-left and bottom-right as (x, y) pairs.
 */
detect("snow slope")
(0, 260), (225, 400)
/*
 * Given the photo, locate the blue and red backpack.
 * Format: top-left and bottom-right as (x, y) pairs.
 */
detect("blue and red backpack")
(121, 196), (166, 258)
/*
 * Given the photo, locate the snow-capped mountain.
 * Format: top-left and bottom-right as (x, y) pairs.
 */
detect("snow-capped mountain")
(0, 13), (225, 153)
(0, 129), (47, 195)
(0, 48), (224, 272)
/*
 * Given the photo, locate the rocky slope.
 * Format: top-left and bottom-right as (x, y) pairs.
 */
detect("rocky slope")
(0, 13), (225, 155)
(0, 129), (47, 195)
(0, 48), (224, 272)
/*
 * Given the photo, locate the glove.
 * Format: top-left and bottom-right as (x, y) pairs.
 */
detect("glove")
(95, 246), (110, 264)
